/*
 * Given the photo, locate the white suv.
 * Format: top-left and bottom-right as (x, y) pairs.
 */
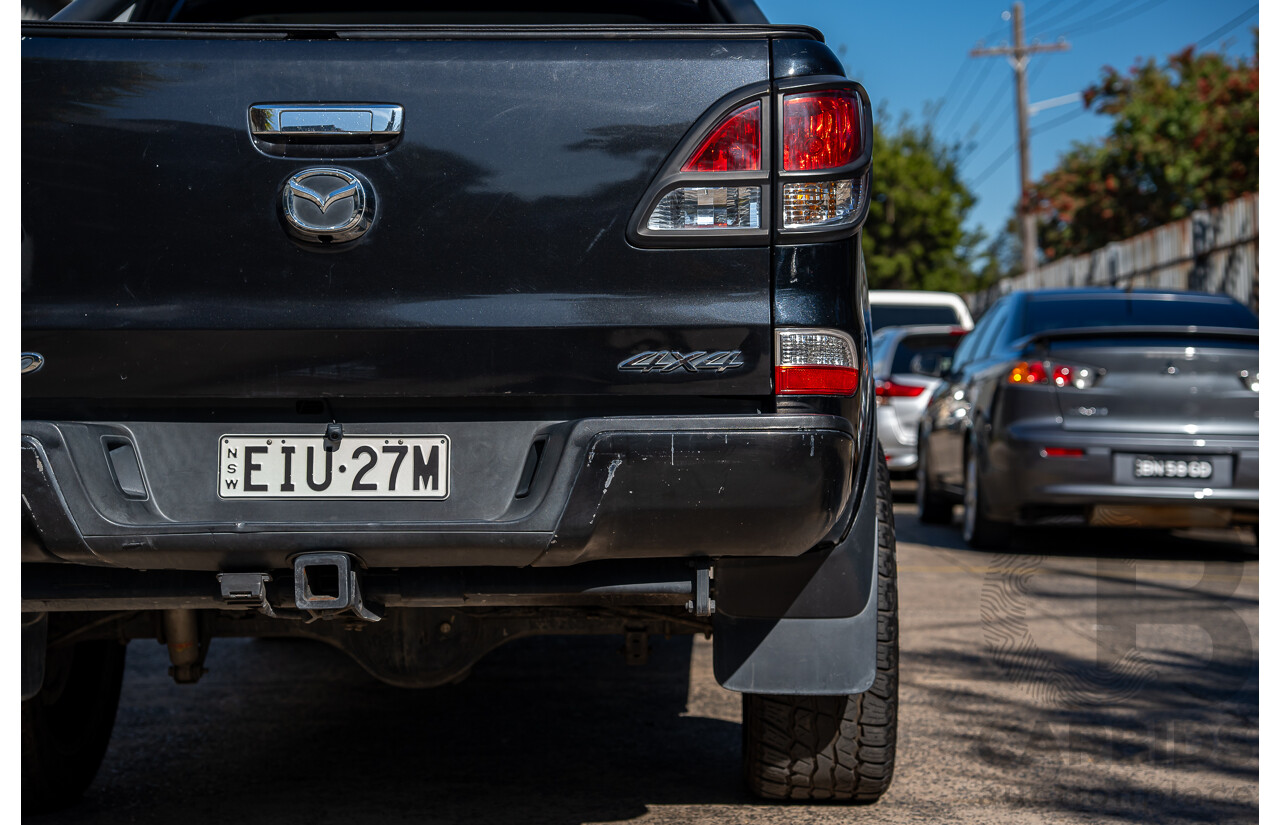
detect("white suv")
(869, 290), (974, 332)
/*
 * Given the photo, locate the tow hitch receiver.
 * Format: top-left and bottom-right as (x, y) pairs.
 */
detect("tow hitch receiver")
(293, 553), (381, 622)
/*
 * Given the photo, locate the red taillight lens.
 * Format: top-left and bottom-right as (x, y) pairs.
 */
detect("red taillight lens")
(777, 366), (860, 395)
(875, 379), (927, 398)
(1008, 361), (1049, 384)
(682, 102), (761, 173)
(1009, 360), (1102, 388)
(782, 90), (860, 171)
(1041, 447), (1085, 458)
(775, 328), (859, 396)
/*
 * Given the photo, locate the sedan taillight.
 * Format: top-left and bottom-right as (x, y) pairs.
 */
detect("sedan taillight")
(1008, 360), (1102, 389)
(874, 379), (927, 405)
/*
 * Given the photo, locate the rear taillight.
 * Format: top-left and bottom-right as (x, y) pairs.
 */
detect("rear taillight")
(782, 179), (862, 229)
(875, 379), (927, 405)
(1008, 360), (1102, 389)
(782, 91), (860, 171)
(631, 81), (870, 245)
(1240, 370), (1259, 392)
(1041, 447), (1085, 458)
(682, 102), (761, 173)
(646, 187), (761, 230)
(775, 328), (859, 396)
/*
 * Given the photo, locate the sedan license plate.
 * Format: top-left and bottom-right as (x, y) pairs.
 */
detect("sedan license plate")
(219, 435), (449, 499)
(1131, 455), (1213, 481)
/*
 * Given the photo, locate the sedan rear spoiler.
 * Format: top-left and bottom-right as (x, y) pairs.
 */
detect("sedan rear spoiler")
(1017, 325), (1259, 349)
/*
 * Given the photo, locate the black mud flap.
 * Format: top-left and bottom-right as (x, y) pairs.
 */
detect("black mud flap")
(711, 451), (878, 695)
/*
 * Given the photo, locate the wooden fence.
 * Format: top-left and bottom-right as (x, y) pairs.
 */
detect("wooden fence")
(969, 193), (1258, 317)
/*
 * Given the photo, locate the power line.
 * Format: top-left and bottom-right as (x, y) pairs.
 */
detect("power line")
(956, 73), (1011, 143)
(1195, 4), (1258, 48)
(940, 57), (997, 137)
(970, 143), (1018, 188)
(1060, 0), (1175, 38)
(932, 59), (978, 123)
(970, 102), (1089, 190)
(960, 60), (1054, 168)
(1024, 0), (1075, 25)
(1031, 105), (1089, 135)
(969, 1), (1069, 274)
(1027, 0), (1101, 34)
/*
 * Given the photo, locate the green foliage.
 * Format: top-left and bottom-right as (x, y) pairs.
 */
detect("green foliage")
(1029, 42), (1258, 260)
(862, 114), (987, 292)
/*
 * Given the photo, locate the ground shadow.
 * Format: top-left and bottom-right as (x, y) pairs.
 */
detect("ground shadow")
(902, 642), (1258, 824)
(26, 635), (745, 825)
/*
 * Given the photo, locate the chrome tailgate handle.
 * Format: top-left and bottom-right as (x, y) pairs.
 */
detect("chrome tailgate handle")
(249, 105), (403, 138)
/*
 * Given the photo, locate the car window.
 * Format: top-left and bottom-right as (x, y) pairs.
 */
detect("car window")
(871, 330), (892, 375)
(870, 304), (962, 331)
(954, 301), (1001, 366)
(1022, 294), (1258, 335)
(974, 301), (1013, 360)
(950, 311), (990, 371)
(889, 332), (966, 374)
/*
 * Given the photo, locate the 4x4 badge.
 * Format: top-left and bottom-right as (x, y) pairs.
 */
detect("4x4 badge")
(618, 350), (745, 374)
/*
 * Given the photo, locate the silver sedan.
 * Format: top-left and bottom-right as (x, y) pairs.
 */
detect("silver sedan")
(871, 325), (969, 473)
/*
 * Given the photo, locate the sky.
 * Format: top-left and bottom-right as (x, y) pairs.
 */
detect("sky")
(755, 0), (1259, 243)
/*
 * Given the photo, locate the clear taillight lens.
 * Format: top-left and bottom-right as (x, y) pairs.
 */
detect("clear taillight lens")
(681, 102), (761, 173)
(646, 186), (761, 230)
(783, 91), (860, 171)
(782, 178), (862, 228)
(775, 328), (859, 396)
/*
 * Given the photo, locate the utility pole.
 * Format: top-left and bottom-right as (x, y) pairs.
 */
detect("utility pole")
(970, 2), (1069, 275)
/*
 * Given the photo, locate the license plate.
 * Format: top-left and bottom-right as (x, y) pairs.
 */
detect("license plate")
(218, 435), (449, 498)
(1131, 456), (1213, 481)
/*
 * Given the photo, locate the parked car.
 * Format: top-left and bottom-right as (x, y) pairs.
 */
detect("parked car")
(869, 289), (974, 332)
(915, 289), (1258, 549)
(21, 0), (898, 809)
(871, 325), (968, 474)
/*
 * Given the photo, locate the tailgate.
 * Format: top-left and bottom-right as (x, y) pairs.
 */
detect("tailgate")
(21, 31), (779, 400)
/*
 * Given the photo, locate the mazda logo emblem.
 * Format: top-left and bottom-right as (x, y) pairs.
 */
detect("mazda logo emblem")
(281, 168), (372, 244)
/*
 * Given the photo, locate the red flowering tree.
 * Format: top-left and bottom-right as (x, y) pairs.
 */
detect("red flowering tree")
(1028, 41), (1258, 260)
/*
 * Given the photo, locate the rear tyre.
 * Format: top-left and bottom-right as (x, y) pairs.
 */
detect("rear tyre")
(742, 447), (898, 802)
(915, 434), (952, 525)
(22, 640), (127, 813)
(962, 449), (1012, 550)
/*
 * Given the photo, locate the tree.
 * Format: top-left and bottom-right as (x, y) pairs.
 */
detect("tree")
(862, 114), (987, 292)
(1029, 42), (1258, 260)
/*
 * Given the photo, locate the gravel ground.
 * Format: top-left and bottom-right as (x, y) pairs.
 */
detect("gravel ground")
(25, 487), (1258, 824)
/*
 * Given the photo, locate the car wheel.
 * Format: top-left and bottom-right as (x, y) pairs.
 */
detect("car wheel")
(915, 433), (952, 524)
(962, 448), (1012, 550)
(22, 639), (127, 813)
(741, 447), (898, 802)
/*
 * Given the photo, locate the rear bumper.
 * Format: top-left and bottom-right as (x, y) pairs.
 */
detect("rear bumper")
(22, 414), (860, 571)
(988, 425), (1258, 524)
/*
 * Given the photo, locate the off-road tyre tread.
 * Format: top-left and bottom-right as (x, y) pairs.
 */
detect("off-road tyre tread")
(22, 640), (127, 813)
(742, 447), (898, 802)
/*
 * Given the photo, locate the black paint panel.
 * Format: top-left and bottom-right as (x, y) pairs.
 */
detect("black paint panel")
(22, 35), (774, 399)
